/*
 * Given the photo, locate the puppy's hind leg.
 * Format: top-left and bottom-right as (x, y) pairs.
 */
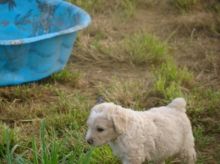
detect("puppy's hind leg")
(180, 132), (196, 164)
(186, 148), (196, 164)
(122, 158), (143, 164)
(155, 161), (165, 164)
(180, 147), (196, 164)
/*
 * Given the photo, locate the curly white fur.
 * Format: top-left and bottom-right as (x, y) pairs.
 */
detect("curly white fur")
(86, 98), (196, 164)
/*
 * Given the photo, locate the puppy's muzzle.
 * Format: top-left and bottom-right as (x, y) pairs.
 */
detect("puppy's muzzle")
(87, 138), (94, 145)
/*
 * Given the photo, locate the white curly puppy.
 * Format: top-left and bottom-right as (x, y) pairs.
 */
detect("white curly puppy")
(86, 98), (196, 164)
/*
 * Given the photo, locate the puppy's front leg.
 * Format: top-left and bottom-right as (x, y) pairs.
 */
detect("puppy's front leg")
(155, 161), (165, 164)
(122, 158), (143, 164)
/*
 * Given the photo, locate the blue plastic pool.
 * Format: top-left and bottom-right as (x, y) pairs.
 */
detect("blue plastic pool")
(0, 0), (91, 86)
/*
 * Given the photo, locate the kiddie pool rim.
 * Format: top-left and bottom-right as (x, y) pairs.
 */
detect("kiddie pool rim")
(0, 1), (91, 46)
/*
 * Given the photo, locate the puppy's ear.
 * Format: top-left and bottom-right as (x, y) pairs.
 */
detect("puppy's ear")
(111, 110), (127, 134)
(96, 96), (105, 104)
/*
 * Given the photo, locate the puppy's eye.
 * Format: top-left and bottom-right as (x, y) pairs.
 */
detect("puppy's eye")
(96, 127), (105, 132)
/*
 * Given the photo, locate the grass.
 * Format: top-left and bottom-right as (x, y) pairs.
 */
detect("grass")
(76, 32), (168, 66)
(68, 0), (103, 13)
(69, 0), (137, 17)
(171, 0), (198, 11)
(0, 0), (219, 163)
(0, 121), (93, 164)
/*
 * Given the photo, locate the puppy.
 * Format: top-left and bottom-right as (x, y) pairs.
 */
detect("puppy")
(86, 98), (196, 164)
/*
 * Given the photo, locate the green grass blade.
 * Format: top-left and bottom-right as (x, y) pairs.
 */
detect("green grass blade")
(3, 129), (13, 164)
(51, 141), (59, 164)
(32, 137), (39, 164)
(40, 121), (48, 164)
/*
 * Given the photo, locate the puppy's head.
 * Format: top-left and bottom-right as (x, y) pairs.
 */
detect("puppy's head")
(85, 102), (127, 146)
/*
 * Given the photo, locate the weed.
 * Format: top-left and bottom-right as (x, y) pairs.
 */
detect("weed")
(50, 69), (81, 86)
(188, 89), (220, 114)
(97, 78), (150, 108)
(154, 79), (183, 100)
(153, 58), (193, 101)
(90, 146), (119, 164)
(193, 125), (213, 149)
(117, 0), (137, 17)
(124, 33), (168, 65)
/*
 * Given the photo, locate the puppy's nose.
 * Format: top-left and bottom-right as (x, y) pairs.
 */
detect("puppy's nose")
(87, 138), (94, 145)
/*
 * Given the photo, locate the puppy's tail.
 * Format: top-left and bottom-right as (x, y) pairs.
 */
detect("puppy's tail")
(167, 97), (186, 112)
